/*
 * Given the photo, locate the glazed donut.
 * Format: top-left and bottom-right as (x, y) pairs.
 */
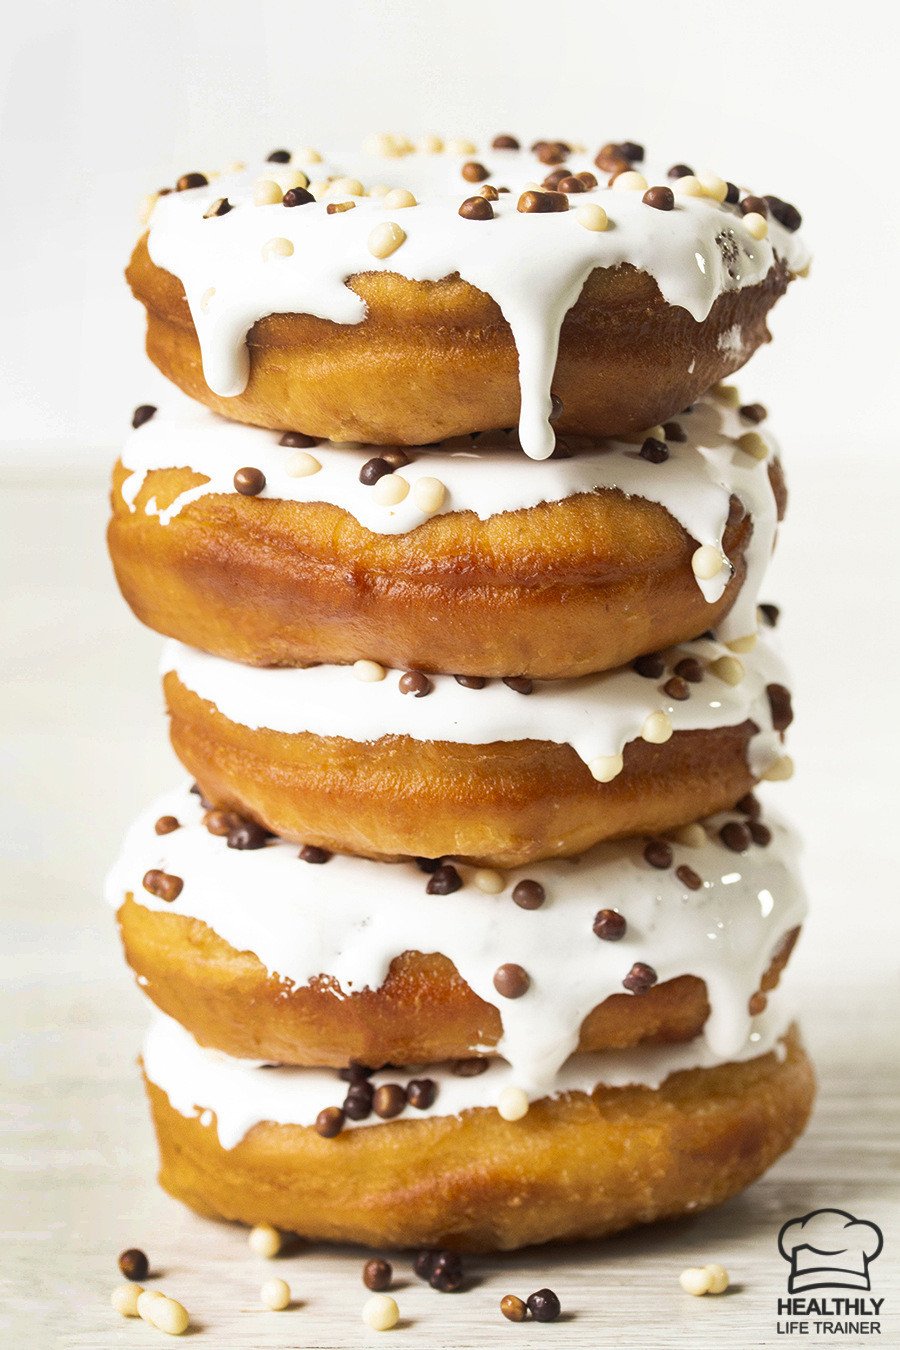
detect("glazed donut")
(109, 784), (804, 1070)
(108, 390), (785, 678)
(126, 145), (808, 457)
(162, 630), (793, 866)
(143, 1010), (815, 1251)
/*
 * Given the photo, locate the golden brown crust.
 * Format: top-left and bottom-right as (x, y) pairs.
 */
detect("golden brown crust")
(118, 896), (799, 1066)
(108, 460), (785, 678)
(126, 234), (792, 444)
(165, 671), (763, 866)
(145, 1025), (814, 1251)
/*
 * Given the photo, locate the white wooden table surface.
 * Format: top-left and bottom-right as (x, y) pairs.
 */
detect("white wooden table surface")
(2, 455), (899, 1348)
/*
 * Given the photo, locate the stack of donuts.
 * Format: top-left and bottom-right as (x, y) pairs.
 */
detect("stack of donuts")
(107, 133), (814, 1252)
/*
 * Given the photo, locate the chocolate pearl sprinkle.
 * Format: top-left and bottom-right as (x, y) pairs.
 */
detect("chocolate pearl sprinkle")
(739, 402), (768, 424)
(142, 869), (183, 903)
(342, 1084), (373, 1121)
(724, 182), (740, 204)
(503, 676), (533, 695)
(512, 879), (545, 910)
(314, 1106), (344, 1137)
(451, 1058), (489, 1077)
(478, 184), (500, 200)
(765, 195), (802, 231)
(176, 172), (208, 191)
(339, 1061), (375, 1082)
(663, 420), (687, 442)
(227, 820), (269, 850)
(618, 141), (644, 162)
(283, 185), (315, 207)
(299, 844), (331, 864)
(644, 839), (673, 869)
(668, 163), (694, 179)
(640, 436), (669, 463)
(454, 675), (486, 689)
(203, 197), (232, 218)
(594, 143), (631, 173)
(131, 404), (157, 429)
(528, 1289), (562, 1323)
(399, 671), (432, 697)
(154, 815), (180, 835)
(767, 682), (794, 731)
(379, 448), (411, 469)
(736, 791), (761, 818)
(740, 194), (769, 218)
(267, 149), (292, 163)
(517, 189), (567, 213)
(542, 168), (571, 191)
(593, 908), (626, 941)
(576, 170), (599, 189)
(493, 963), (530, 999)
(233, 466), (266, 496)
(359, 457), (393, 486)
(462, 161), (489, 182)
(118, 1249), (149, 1282)
(429, 1251), (464, 1292)
(204, 809), (239, 836)
(372, 1084), (407, 1119)
(720, 821), (751, 854)
(674, 657), (703, 683)
(622, 961), (658, 995)
(536, 141), (569, 165)
(415, 857), (443, 873)
(675, 864), (703, 891)
(664, 676), (690, 701)
(759, 602), (780, 627)
(459, 196), (494, 220)
(406, 1078), (437, 1110)
(633, 652), (665, 679)
(501, 1295), (528, 1322)
(492, 134), (520, 150)
(279, 430), (318, 448)
(642, 185), (674, 211)
(363, 1258), (393, 1291)
(558, 174), (589, 194)
(426, 864), (463, 895)
(749, 820), (772, 847)
(414, 1250), (437, 1279)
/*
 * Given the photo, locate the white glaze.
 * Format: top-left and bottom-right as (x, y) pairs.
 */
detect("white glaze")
(142, 998), (795, 1149)
(119, 388), (780, 642)
(162, 627), (789, 779)
(144, 148), (808, 460)
(109, 782), (805, 1094)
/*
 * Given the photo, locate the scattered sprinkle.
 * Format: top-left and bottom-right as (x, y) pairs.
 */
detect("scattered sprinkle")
(353, 659), (386, 683)
(459, 195), (494, 220)
(248, 1223), (282, 1258)
(234, 466), (266, 496)
(501, 1294), (528, 1321)
(111, 1284), (143, 1317)
(253, 179), (283, 207)
(412, 477), (446, 513)
(262, 236), (294, 261)
(426, 863), (463, 895)
(641, 710), (673, 744)
(132, 404), (157, 429)
(493, 963), (530, 999)
(589, 754), (624, 782)
(642, 185), (675, 211)
(761, 754), (794, 781)
(669, 822), (707, 848)
(155, 816), (180, 836)
(697, 172), (728, 202)
(680, 1267), (714, 1296)
(399, 671), (431, 697)
(612, 170), (648, 192)
(692, 544), (725, 579)
(261, 1278), (291, 1310)
(372, 473), (410, 506)
(737, 431), (768, 460)
(674, 175), (705, 196)
(474, 869), (505, 894)
(709, 654), (744, 686)
(512, 879), (545, 910)
(381, 188), (417, 209)
(593, 908), (627, 941)
(284, 450), (321, 477)
(497, 1086), (530, 1121)
(743, 211), (769, 240)
(118, 1249), (149, 1281)
(362, 1294), (400, 1330)
(367, 221), (406, 259)
(644, 839), (674, 869)
(676, 864), (703, 890)
(527, 1289), (562, 1322)
(363, 1258), (393, 1292)
(623, 961), (658, 994)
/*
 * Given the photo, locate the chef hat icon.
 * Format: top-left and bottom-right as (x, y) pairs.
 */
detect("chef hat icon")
(778, 1209), (883, 1292)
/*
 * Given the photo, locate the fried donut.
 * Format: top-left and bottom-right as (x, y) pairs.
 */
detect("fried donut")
(109, 784), (804, 1069)
(127, 147), (808, 458)
(108, 391), (785, 677)
(162, 631), (793, 866)
(143, 1011), (815, 1251)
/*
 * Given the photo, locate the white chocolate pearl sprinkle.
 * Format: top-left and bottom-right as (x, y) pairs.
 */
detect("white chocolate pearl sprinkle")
(368, 222), (406, 259)
(498, 1086), (530, 1121)
(691, 545), (725, 580)
(711, 383), (741, 407)
(248, 1223), (282, 1258)
(417, 134), (444, 153)
(761, 755), (794, 782)
(150, 1297), (190, 1335)
(307, 181), (329, 199)
(200, 286), (215, 312)
(271, 168), (309, 193)
(353, 660), (386, 683)
(111, 1284), (143, 1316)
(445, 137), (477, 155)
(328, 176), (364, 197)
(709, 655), (745, 686)
(670, 823), (707, 849)
(261, 1278), (291, 1311)
(380, 188), (417, 210)
(641, 711), (673, 744)
(743, 212), (769, 240)
(575, 203), (608, 232)
(284, 451), (321, 478)
(704, 1263), (730, 1294)
(697, 172), (728, 202)
(589, 754), (624, 783)
(294, 147), (322, 165)
(736, 431), (768, 460)
(368, 184), (391, 199)
(262, 237), (294, 261)
(372, 473), (410, 506)
(395, 137), (415, 154)
(253, 180), (283, 207)
(674, 175), (705, 197)
(362, 1294), (400, 1330)
(138, 193), (158, 225)
(726, 634), (757, 654)
(680, 1267), (714, 1296)
(612, 171), (648, 192)
(364, 133), (403, 158)
(412, 477), (445, 513)
(137, 1290), (167, 1321)
(474, 868), (505, 894)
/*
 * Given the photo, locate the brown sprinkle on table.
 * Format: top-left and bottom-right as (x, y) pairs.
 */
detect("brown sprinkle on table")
(642, 185), (674, 211)
(640, 436), (669, 463)
(131, 404), (156, 429)
(503, 676), (533, 695)
(593, 909), (627, 941)
(227, 820), (269, 850)
(176, 172), (208, 191)
(406, 1078), (437, 1110)
(492, 134), (520, 150)
(234, 466), (266, 496)
(428, 1251), (464, 1292)
(644, 839), (674, 869)
(623, 961), (658, 994)
(664, 675), (690, 701)
(501, 1295), (528, 1322)
(142, 870), (183, 903)
(299, 844), (331, 864)
(154, 816), (180, 835)
(359, 457), (393, 485)
(493, 963), (530, 999)
(314, 1106), (344, 1138)
(676, 864), (703, 891)
(528, 1288), (562, 1322)
(363, 1258), (393, 1291)
(372, 1084), (407, 1119)
(399, 671), (432, 697)
(279, 430), (318, 448)
(512, 879), (545, 910)
(720, 821), (751, 853)
(674, 657), (703, 683)
(462, 161), (489, 182)
(118, 1249), (149, 1282)
(459, 196), (494, 220)
(426, 864), (463, 895)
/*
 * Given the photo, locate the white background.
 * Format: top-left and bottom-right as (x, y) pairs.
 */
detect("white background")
(2, 2), (899, 1345)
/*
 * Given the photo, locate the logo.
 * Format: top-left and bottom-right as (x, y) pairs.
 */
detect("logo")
(778, 1209), (884, 1293)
